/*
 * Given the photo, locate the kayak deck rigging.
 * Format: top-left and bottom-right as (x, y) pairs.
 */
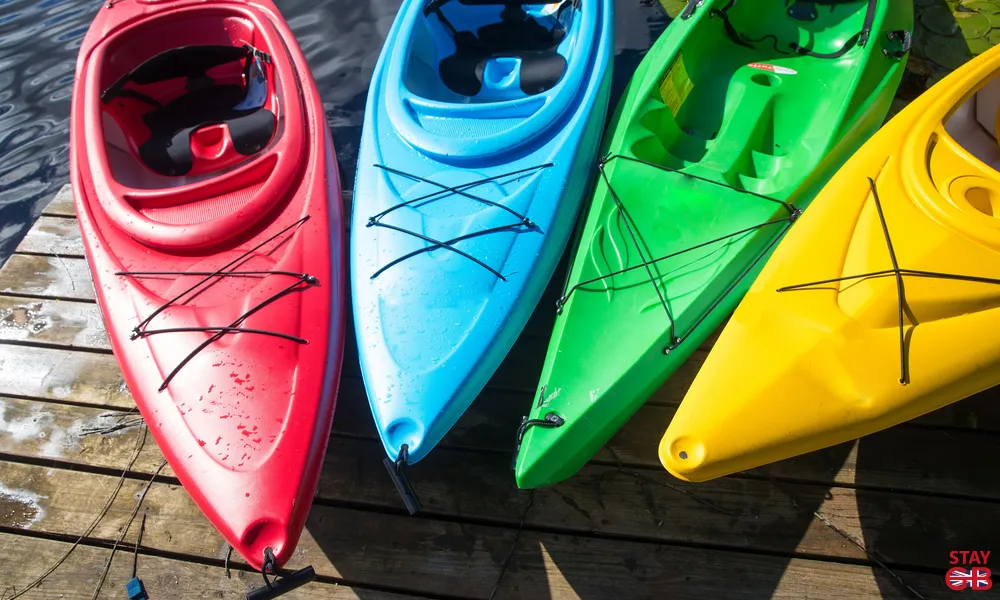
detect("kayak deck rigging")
(555, 153), (801, 354)
(778, 177), (1000, 385)
(117, 216), (318, 391)
(365, 163), (552, 280)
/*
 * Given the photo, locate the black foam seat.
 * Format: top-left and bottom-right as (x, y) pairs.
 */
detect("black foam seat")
(103, 45), (276, 176)
(431, 2), (571, 97)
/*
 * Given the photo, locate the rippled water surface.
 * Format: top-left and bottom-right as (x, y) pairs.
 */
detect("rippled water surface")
(0, 0), (667, 262)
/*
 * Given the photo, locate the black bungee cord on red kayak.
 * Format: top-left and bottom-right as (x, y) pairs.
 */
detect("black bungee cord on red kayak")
(117, 217), (318, 391)
(557, 153), (800, 355)
(366, 163), (551, 280)
(244, 547), (316, 600)
(778, 177), (1000, 385)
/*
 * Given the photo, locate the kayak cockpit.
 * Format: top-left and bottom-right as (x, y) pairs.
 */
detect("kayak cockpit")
(409, 1), (578, 101)
(99, 15), (280, 186)
(82, 7), (309, 250)
(629, 0), (901, 197)
(386, 1), (600, 158)
(944, 76), (1000, 173)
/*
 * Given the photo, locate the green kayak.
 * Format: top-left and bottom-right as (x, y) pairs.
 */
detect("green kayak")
(514, 0), (912, 489)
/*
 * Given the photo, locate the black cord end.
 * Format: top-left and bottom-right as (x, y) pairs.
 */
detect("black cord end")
(366, 217), (376, 227)
(384, 445), (422, 516)
(304, 275), (319, 285)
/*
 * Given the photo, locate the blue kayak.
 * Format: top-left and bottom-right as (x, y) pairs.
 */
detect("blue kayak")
(351, 0), (614, 503)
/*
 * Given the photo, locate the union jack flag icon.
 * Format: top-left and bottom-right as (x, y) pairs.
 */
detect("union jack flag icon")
(946, 567), (993, 591)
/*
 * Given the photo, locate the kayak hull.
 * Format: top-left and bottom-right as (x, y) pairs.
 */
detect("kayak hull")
(351, 1), (615, 465)
(662, 42), (1000, 482)
(70, 0), (345, 568)
(515, 0), (912, 489)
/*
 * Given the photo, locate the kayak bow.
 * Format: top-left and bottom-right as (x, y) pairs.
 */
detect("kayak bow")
(662, 42), (1000, 482)
(515, 0), (912, 489)
(71, 0), (345, 570)
(351, 0), (614, 507)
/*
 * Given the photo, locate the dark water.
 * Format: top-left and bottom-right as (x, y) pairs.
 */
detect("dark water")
(0, 0), (668, 263)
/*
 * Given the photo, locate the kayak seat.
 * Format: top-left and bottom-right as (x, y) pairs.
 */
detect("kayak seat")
(430, 2), (570, 98)
(139, 88), (276, 177)
(102, 44), (277, 177)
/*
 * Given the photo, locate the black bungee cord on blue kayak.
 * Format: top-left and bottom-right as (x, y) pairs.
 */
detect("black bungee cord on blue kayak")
(556, 154), (800, 356)
(367, 164), (551, 281)
(117, 217), (318, 391)
(244, 547), (316, 600)
(778, 177), (1000, 385)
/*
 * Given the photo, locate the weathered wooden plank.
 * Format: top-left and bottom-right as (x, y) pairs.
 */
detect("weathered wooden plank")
(0, 345), (130, 409)
(3, 396), (998, 574)
(40, 184), (75, 218)
(15, 216), (84, 258)
(0, 461), (944, 600)
(0, 461), (514, 598)
(0, 395), (164, 474)
(0, 254), (94, 301)
(0, 532), (419, 599)
(491, 532), (942, 600)
(0, 296), (109, 350)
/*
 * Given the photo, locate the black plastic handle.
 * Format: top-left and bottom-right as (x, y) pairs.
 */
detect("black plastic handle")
(245, 566), (316, 600)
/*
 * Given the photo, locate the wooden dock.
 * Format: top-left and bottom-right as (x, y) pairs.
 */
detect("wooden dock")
(1, 184), (998, 599)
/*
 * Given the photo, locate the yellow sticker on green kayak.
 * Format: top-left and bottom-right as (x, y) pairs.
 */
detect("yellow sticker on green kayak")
(659, 53), (694, 117)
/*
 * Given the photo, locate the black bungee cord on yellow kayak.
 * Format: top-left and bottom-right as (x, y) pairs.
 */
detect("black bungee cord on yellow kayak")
(778, 177), (1000, 385)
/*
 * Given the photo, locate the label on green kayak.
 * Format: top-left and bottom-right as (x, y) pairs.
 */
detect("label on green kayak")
(659, 53), (694, 117)
(747, 62), (797, 75)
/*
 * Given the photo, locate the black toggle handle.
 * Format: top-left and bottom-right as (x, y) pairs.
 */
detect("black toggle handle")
(385, 444), (422, 516)
(244, 566), (316, 600)
(680, 0), (701, 19)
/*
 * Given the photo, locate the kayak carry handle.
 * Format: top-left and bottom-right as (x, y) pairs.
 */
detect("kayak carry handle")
(244, 567), (316, 600)
(512, 412), (565, 469)
(245, 547), (316, 600)
(680, 0), (702, 19)
(385, 444), (422, 516)
(882, 30), (911, 59)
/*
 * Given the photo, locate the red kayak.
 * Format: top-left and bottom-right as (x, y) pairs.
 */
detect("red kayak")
(69, 0), (345, 573)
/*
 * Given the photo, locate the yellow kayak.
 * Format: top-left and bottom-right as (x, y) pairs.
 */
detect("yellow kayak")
(661, 43), (1000, 482)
